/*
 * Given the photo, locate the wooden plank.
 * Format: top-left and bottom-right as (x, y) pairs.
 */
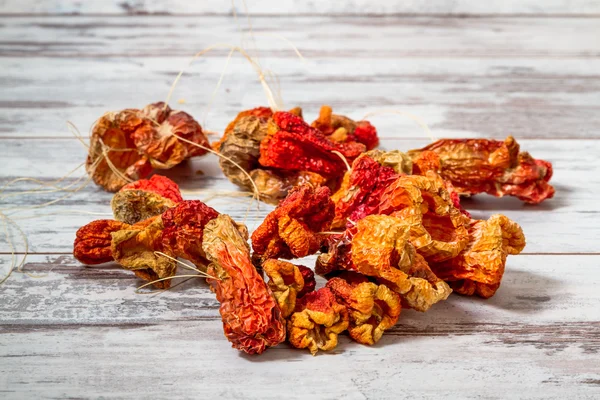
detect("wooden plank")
(1, 16), (599, 58)
(1, 320), (598, 399)
(2, 0), (600, 16)
(0, 255), (598, 399)
(0, 138), (597, 254)
(1, 15), (598, 139)
(2, 254), (599, 325)
(1, 56), (599, 139)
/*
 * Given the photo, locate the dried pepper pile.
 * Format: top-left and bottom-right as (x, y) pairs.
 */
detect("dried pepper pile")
(75, 104), (554, 356)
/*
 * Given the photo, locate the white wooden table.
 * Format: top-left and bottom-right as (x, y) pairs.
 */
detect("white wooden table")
(1, 1), (599, 399)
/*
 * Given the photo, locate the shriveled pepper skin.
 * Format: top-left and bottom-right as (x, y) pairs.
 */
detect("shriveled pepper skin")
(203, 215), (286, 355)
(86, 102), (209, 192)
(73, 219), (130, 265)
(408, 136), (554, 204)
(259, 111), (366, 178)
(251, 184), (334, 261)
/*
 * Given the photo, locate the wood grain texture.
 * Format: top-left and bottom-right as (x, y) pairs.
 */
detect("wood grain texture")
(0, 16), (598, 139)
(2, 0), (600, 16)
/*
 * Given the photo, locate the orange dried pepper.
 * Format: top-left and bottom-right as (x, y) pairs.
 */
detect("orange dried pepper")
(287, 287), (349, 355)
(251, 184), (334, 261)
(408, 136), (554, 204)
(111, 216), (176, 289)
(316, 214), (452, 312)
(202, 215), (286, 354)
(263, 259), (315, 318)
(378, 172), (470, 262)
(86, 102), (209, 192)
(326, 273), (401, 345)
(429, 214), (526, 298)
(111, 176), (182, 224)
(311, 105), (379, 150)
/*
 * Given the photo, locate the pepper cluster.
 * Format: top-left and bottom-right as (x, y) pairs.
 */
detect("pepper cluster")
(215, 105), (378, 203)
(74, 105), (554, 356)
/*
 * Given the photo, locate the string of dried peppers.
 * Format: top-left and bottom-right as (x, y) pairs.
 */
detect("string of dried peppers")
(73, 104), (554, 356)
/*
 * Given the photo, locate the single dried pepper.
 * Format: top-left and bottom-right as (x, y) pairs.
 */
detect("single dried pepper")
(378, 172), (470, 262)
(73, 215), (174, 288)
(111, 216), (176, 289)
(216, 109), (327, 204)
(73, 219), (130, 265)
(331, 150), (412, 228)
(316, 214), (452, 312)
(251, 184), (334, 261)
(111, 175), (182, 224)
(429, 214), (526, 298)
(86, 102), (209, 192)
(259, 111), (366, 178)
(160, 200), (222, 268)
(263, 259), (316, 318)
(326, 273), (401, 345)
(311, 105), (379, 150)
(120, 175), (183, 203)
(202, 214), (286, 354)
(408, 136), (554, 204)
(287, 287), (349, 355)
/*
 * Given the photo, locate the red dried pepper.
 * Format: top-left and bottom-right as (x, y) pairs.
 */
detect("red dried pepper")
(202, 215), (286, 354)
(86, 102), (209, 192)
(73, 219), (130, 265)
(160, 200), (222, 268)
(251, 184), (334, 261)
(408, 136), (554, 204)
(311, 105), (379, 150)
(259, 111), (366, 178)
(120, 175), (183, 203)
(287, 287), (349, 355)
(331, 150), (412, 228)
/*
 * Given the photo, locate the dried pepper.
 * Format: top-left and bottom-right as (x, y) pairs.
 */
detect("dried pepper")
(331, 150), (412, 228)
(408, 136), (554, 204)
(111, 216), (176, 289)
(287, 287), (349, 355)
(311, 105), (379, 150)
(86, 102), (209, 192)
(160, 200), (222, 268)
(202, 214), (286, 354)
(259, 111), (365, 178)
(316, 214), (452, 312)
(111, 175), (182, 224)
(251, 184), (334, 261)
(326, 273), (401, 345)
(215, 109), (327, 204)
(378, 172), (470, 262)
(429, 214), (526, 298)
(263, 259), (316, 318)
(73, 219), (130, 265)
(216, 106), (378, 203)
